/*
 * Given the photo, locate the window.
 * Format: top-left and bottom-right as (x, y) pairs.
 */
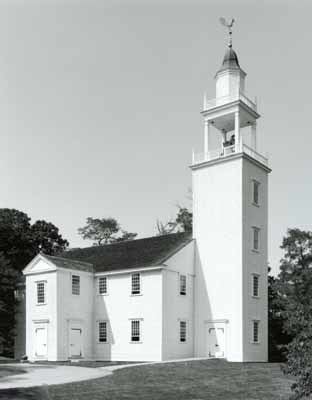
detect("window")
(252, 320), (260, 343)
(252, 274), (259, 297)
(131, 320), (140, 342)
(180, 274), (186, 295)
(252, 180), (260, 205)
(37, 282), (46, 304)
(131, 273), (141, 295)
(180, 321), (187, 342)
(72, 275), (80, 295)
(252, 227), (260, 251)
(98, 321), (107, 343)
(99, 277), (107, 295)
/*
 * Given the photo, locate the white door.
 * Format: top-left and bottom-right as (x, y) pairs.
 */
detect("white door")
(69, 328), (82, 357)
(35, 326), (47, 358)
(206, 323), (226, 358)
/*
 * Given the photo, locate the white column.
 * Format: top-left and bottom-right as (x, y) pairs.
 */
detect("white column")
(204, 120), (209, 155)
(251, 122), (257, 151)
(234, 111), (240, 152)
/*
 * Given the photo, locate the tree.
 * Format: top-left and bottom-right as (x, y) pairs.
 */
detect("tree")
(268, 269), (292, 362)
(276, 229), (312, 399)
(0, 208), (69, 355)
(30, 220), (69, 256)
(0, 209), (69, 272)
(78, 217), (137, 245)
(156, 206), (193, 236)
(0, 254), (17, 356)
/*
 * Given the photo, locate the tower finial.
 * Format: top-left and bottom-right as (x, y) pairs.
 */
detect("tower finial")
(219, 17), (235, 48)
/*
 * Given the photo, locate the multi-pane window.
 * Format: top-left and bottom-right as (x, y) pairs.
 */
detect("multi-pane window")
(98, 321), (107, 343)
(253, 180), (260, 205)
(131, 320), (140, 342)
(131, 273), (141, 295)
(180, 274), (186, 295)
(180, 321), (187, 342)
(252, 275), (259, 297)
(252, 227), (260, 251)
(37, 282), (45, 304)
(253, 320), (260, 343)
(72, 275), (80, 295)
(99, 277), (107, 295)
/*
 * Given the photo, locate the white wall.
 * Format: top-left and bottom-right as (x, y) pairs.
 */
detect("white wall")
(56, 268), (94, 361)
(162, 241), (195, 360)
(242, 157), (269, 361)
(25, 259), (58, 361)
(94, 269), (163, 361)
(193, 156), (244, 361)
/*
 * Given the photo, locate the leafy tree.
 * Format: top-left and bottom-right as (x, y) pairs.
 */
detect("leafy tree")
(156, 206), (193, 236)
(78, 217), (137, 245)
(0, 209), (69, 272)
(175, 207), (192, 233)
(268, 269), (292, 362)
(0, 208), (69, 355)
(276, 228), (312, 399)
(0, 253), (18, 356)
(30, 220), (69, 256)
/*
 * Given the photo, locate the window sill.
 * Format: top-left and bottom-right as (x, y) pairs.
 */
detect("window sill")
(129, 341), (142, 344)
(251, 249), (260, 254)
(98, 293), (108, 296)
(97, 341), (109, 344)
(252, 295), (260, 299)
(252, 202), (260, 208)
(251, 341), (261, 345)
(36, 303), (47, 306)
(180, 293), (187, 296)
(130, 293), (143, 297)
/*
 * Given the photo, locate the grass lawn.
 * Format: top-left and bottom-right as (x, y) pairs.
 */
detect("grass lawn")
(0, 360), (294, 400)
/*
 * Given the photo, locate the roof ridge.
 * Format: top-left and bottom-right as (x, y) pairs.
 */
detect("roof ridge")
(66, 231), (190, 252)
(43, 253), (93, 266)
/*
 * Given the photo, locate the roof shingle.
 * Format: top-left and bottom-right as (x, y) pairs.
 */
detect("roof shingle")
(59, 232), (192, 273)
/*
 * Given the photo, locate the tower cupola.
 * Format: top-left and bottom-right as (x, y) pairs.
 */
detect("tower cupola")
(215, 46), (246, 99)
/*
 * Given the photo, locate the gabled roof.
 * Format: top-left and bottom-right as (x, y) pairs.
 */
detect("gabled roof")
(43, 254), (94, 273)
(60, 232), (192, 273)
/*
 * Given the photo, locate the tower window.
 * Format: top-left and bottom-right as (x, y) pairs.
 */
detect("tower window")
(98, 321), (107, 343)
(252, 227), (260, 251)
(131, 273), (141, 295)
(252, 274), (259, 297)
(252, 180), (260, 205)
(72, 275), (80, 295)
(36, 281), (46, 304)
(99, 277), (107, 295)
(180, 274), (187, 295)
(131, 320), (141, 342)
(252, 320), (260, 343)
(180, 321), (187, 342)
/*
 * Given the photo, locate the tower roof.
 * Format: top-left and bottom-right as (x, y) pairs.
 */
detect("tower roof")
(217, 46), (242, 74)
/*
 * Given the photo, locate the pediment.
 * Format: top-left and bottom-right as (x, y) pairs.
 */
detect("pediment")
(23, 254), (57, 275)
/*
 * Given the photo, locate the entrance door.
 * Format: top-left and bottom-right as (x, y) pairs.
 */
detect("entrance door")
(35, 326), (47, 358)
(69, 328), (82, 358)
(206, 323), (226, 358)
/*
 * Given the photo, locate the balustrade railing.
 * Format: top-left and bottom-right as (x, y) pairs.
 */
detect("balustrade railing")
(203, 92), (257, 112)
(192, 144), (268, 167)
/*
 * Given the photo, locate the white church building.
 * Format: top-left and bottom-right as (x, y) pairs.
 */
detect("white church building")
(20, 37), (271, 363)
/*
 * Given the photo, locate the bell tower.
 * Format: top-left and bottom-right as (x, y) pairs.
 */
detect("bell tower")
(192, 20), (271, 362)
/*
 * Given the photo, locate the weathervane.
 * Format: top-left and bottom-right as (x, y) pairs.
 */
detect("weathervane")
(219, 17), (235, 48)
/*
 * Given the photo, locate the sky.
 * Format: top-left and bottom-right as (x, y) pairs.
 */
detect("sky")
(0, 0), (311, 275)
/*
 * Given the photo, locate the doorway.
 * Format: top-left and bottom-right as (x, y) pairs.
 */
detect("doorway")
(206, 322), (226, 358)
(35, 326), (47, 358)
(69, 328), (82, 358)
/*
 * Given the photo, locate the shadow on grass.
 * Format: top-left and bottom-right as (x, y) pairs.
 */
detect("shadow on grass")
(0, 386), (50, 400)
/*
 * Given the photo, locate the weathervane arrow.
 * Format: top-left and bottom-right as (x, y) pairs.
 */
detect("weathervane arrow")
(219, 17), (235, 47)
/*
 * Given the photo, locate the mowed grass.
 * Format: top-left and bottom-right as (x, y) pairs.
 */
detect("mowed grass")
(0, 360), (293, 400)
